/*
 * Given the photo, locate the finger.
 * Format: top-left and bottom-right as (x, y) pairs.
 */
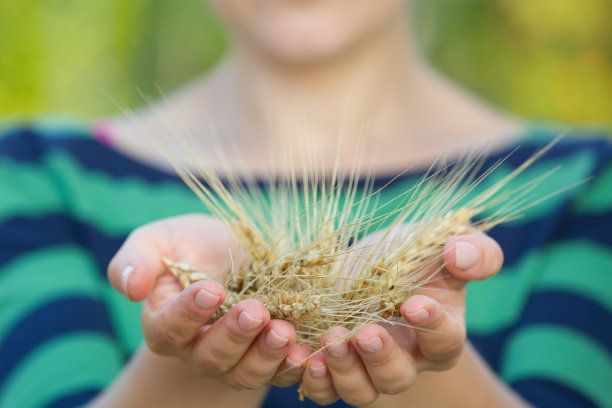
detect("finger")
(270, 344), (311, 388)
(301, 352), (339, 406)
(142, 280), (226, 354)
(108, 221), (171, 301)
(401, 295), (465, 371)
(351, 324), (417, 394)
(444, 233), (503, 283)
(191, 299), (270, 374)
(108, 215), (239, 302)
(322, 327), (379, 407)
(225, 319), (296, 389)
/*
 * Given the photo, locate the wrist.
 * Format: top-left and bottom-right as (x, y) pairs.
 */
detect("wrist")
(90, 344), (269, 408)
(368, 342), (528, 408)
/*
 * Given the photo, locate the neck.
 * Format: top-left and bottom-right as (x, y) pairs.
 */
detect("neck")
(114, 15), (519, 175)
(219, 15), (423, 150)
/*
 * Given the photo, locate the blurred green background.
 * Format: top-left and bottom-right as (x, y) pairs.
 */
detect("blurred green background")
(1, 0), (611, 127)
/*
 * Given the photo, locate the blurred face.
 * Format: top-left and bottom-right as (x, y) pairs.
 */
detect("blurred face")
(210, 0), (407, 65)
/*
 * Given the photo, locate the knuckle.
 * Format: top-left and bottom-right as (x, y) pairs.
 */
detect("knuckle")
(361, 351), (393, 369)
(145, 337), (173, 356)
(310, 396), (339, 406)
(151, 322), (182, 349)
(237, 362), (272, 382)
(230, 372), (263, 390)
(227, 325), (258, 345)
(270, 375), (299, 388)
(270, 366), (302, 387)
(378, 375), (415, 395)
(326, 361), (356, 376)
(343, 391), (378, 407)
(429, 344), (461, 365)
(429, 353), (461, 371)
(428, 330), (465, 364)
(195, 351), (231, 373)
(306, 390), (339, 406)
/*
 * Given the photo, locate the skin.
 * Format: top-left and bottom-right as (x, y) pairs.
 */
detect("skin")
(96, 0), (529, 406)
(100, 215), (524, 407)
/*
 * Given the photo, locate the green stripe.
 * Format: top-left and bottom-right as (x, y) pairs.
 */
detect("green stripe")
(103, 286), (143, 355)
(0, 333), (122, 408)
(574, 163), (612, 214)
(0, 246), (102, 337)
(537, 241), (612, 309)
(468, 148), (595, 224)
(0, 149), (206, 234)
(500, 325), (612, 408)
(44, 150), (205, 234)
(466, 241), (612, 333)
(0, 160), (64, 222)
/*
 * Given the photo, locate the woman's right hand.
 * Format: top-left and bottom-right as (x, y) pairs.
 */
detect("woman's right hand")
(107, 214), (312, 390)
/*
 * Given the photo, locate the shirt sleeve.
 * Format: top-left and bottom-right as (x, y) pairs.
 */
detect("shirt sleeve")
(0, 129), (125, 408)
(499, 152), (612, 408)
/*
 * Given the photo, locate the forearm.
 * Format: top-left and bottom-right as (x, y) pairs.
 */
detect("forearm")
(89, 345), (268, 408)
(368, 342), (529, 408)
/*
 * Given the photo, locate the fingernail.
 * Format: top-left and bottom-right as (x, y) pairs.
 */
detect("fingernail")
(325, 340), (349, 358)
(406, 308), (429, 324)
(455, 241), (478, 270)
(358, 336), (383, 353)
(195, 288), (220, 309)
(266, 329), (289, 349)
(238, 310), (263, 331)
(309, 362), (327, 378)
(120, 265), (134, 296)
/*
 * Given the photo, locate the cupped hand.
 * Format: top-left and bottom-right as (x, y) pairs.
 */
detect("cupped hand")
(299, 232), (504, 406)
(107, 214), (311, 390)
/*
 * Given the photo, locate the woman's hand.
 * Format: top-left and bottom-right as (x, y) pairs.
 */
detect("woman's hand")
(299, 232), (504, 406)
(107, 214), (311, 390)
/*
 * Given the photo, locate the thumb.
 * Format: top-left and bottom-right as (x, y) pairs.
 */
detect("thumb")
(107, 221), (172, 301)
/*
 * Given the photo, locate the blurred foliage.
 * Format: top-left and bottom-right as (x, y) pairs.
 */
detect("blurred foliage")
(0, 0), (611, 127)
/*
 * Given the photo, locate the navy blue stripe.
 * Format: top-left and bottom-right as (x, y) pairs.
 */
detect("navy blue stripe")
(0, 214), (125, 278)
(511, 378), (597, 408)
(0, 297), (116, 389)
(45, 388), (101, 408)
(470, 290), (612, 371)
(558, 212), (612, 244)
(488, 210), (612, 268)
(519, 290), (612, 350)
(0, 128), (179, 184)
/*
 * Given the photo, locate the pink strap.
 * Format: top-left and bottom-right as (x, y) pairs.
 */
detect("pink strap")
(92, 119), (116, 146)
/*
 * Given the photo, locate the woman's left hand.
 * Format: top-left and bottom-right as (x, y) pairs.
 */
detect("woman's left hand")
(299, 232), (504, 406)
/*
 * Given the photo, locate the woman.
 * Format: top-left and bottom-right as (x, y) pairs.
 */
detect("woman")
(1, 1), (610, 407)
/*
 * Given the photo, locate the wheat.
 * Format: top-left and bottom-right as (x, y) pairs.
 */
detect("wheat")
(154, 135), (563, 350)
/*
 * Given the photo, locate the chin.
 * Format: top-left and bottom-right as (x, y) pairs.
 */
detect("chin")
(246, 14), (359, 66)
(215, 0), (406, 66)
(256, 32), (352, 66)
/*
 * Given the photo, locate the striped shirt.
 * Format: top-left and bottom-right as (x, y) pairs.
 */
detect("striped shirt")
(0, 119), (610, 408)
